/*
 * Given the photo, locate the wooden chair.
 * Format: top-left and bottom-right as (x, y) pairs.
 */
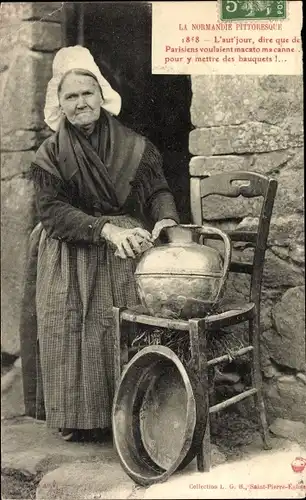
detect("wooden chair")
(113, 171), (278, 473)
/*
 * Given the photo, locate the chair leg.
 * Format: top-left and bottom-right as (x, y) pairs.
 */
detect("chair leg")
(112, 306), (122, 393)
(208, 368), (219, 434)
(198, 411), (211, 472)
(189, 319), (210, 472)
(249, 315), (272, 450)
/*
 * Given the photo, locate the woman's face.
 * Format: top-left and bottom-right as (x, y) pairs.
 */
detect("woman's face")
(58, 72), (102, 129)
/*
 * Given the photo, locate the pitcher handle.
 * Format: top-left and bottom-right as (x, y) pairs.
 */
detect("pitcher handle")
(180, 224), (232, 305)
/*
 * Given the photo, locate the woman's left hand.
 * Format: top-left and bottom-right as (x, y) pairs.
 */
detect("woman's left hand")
(151, 219), (178, 241)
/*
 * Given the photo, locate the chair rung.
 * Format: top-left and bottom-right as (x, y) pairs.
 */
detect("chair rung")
(205, 305), (254, 329)
(202, 230), (257, 244)
(228, 231), (258, 243)
(207, 346), (253, 367)
(209, 388), (257, 414)
(230, 261), (253, 274)
(121, 311), (190, 331)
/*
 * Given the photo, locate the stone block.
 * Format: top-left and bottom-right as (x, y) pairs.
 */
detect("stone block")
(251, 149), (299, 176)
(264, 376), (306, 423)
(189, 155), (252, 177)
(189, 127), (230, 156)
(221, 273), (251, 313)
(272, 167), (304, 216)
(269, 418), (306, 445)
(19, 21), (62, 52)
(289, 244), (305, 266)
(237, 214), (304, 246)
(0, 130), (41, 152)
(264, 286), (306, 371)
(262, 251), (305, 289)
(1, 48), (54, 144)
(252, 84), (303, 126)
(191, 75), (303, 128)
(0, 3), (25, 24)
(284, 148), (304, 172)
(0, 26), (19, 72)
(258, 75), (302, 93)
(1, 151), (36, 179)
(21, 2), (63, 23)
(189, 121), (304, 156)
(297, 373), (306, 385)
(261, 352), (283, 380)
(270, 246), (289, 260)
(191, 75), (259, 127)
(1, 176), (36, 355)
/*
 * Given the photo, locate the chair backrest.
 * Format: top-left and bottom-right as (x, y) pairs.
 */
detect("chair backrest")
(190, 171), (278, 306)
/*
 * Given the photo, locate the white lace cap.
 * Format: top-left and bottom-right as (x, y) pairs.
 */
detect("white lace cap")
(44, 45), (122, 131)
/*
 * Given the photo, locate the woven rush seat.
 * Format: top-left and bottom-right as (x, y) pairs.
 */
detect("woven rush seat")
(122, 299), (255, 338)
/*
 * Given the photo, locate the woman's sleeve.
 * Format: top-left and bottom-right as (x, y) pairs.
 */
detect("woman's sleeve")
(135, 141), (180, 224)
(31, 164), (109, 245)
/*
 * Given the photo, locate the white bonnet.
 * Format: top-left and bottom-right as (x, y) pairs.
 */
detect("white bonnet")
(44, 45), (122, 131)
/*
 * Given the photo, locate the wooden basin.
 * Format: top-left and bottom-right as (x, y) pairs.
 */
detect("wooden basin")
(112, 345), (207, 486)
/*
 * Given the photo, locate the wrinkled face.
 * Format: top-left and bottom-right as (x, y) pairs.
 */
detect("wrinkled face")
(58, 72), (102, 128)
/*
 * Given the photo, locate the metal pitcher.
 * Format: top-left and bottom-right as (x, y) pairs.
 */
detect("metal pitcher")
(135, 224), (232, 319)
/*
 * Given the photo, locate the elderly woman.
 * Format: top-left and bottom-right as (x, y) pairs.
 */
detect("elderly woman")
(20, 46), (179, 442)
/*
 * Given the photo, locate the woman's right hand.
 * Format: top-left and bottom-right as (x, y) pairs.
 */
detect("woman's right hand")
(101, 223), (153, 259)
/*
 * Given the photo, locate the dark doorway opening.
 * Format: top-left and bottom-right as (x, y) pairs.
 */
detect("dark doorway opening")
(64, 2), (192, 222)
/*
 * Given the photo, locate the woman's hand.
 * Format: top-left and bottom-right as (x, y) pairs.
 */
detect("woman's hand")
(151, 219), (178, 241)
(101, 223), (153, 259)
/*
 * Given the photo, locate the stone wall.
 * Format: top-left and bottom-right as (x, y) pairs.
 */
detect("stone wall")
(189, 75), (305, 424)
(1, 2), (63, 355)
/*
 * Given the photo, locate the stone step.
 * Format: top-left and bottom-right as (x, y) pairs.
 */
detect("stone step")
(36, 461), (142, 500)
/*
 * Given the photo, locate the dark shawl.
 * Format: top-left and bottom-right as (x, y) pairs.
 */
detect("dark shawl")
(33, 110), (146, 213)
(29, 110), (179, 244)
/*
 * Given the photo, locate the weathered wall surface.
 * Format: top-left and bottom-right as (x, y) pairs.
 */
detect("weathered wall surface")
(1, 2), (63, 355)
(189, 75), (305, 424)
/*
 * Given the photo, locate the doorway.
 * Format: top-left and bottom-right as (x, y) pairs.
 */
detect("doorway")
(64, 2), (192, 222)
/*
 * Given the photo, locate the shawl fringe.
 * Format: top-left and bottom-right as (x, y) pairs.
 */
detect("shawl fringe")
(30, 139), (170, 215)
(29, 164), (76, 200)
(132, 140), (171, 209)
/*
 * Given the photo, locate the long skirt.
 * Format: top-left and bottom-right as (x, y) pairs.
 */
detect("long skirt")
(20, 216), (141, 429)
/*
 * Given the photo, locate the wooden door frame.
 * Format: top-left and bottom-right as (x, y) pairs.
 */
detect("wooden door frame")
(62, 2), (84, 47)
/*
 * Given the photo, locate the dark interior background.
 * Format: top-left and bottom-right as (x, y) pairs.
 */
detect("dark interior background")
(64, 1), (192, 222)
